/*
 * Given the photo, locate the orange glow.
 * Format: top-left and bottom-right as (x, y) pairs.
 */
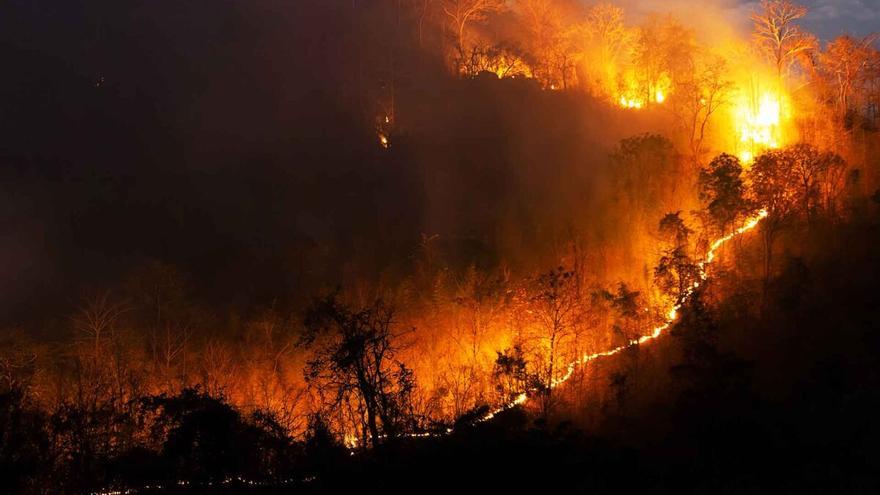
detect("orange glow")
(619, 95), (644, 109)
(616, 90), (666, 109)
(733, 86), (786, 163)
(470, 209), (769, 426)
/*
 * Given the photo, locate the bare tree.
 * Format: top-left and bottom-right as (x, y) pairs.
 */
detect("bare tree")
(413, 0), (434, 48)
(751, 0), (817, 81)
(441, 0), (506, 57)
(200, 339), (236, 397)
(818, 34), (879, 120)
(672, 55), (734, 165)
(633, 15), (696, 104)
(516, 0), (576, 88)
(528, 266), (582, 417)
(71, 292), (128, 362)
(580, 3), (633, 97)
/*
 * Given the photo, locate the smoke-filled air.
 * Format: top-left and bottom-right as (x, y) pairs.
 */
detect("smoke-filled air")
(1, 0), (879, 493)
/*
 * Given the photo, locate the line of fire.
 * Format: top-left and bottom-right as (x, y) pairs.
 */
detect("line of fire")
(2, 1), (880, 493)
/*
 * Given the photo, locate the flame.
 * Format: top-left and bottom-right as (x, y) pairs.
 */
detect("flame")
(616, 86), (667, 109)
(343, 433), (359, 448)
(378, 133), (389, 149)
(654, 89), (666, 104)
(734, 88), (784, 163)
(615, 70), (670, 109)
(619, 95), (644, 109)
(472, 209), (769, 425)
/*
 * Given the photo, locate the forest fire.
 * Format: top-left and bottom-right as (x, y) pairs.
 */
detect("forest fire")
(3, 0), (880, 492)
(735, 89), (784, 162)
(617, 89), (666, 109)
(475, 209), (770, 423)
(618, 95), (644, 109)
(616, 73), (671, 109)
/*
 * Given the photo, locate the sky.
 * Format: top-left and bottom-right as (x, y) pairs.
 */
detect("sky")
(618, 0), (879, 42)
(756, 0), (879, 40)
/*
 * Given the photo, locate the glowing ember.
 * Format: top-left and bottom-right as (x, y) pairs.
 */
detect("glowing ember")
(378, 133), (389, 149)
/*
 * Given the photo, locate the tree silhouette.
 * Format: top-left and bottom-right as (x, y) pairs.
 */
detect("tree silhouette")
(655, 212), (700, 304)
(699, 153), (754, 235)
(751, 0), (816, 81)
(528, 266), (581, 417)
(441, 0), (506, 59)
(301, 295), (416, 447)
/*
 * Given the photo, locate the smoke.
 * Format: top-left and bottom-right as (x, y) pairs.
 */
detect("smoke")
(615, 0), (753, 43)
(0, 0), (752, 329)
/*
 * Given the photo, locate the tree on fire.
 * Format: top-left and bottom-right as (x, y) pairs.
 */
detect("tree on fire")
(579, 3), (632, 96)
(633, 15), (695, 103)
(516, 0), (578, 89)
(301, 295), (416, 447)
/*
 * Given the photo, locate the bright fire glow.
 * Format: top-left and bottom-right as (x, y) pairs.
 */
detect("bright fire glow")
(378, 133), (389, 149)
(655, 89), (666, 103)
(734, 89), (783, 163)
(615, 71), (670, 109)
(472, 209), (769, 424)
(619, 95), (644, 109)
(617, 89), (666, 109)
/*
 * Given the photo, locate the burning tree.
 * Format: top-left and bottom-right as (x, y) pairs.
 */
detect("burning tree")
(580, 2), (633, 98)
(516, 0), (577, 88)
(459, 43), (532, 79)
(629, 15), (695, 107)
(301, 295), (415, 447)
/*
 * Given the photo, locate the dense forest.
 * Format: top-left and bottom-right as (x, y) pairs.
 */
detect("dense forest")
(1, 0), (879, 493)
